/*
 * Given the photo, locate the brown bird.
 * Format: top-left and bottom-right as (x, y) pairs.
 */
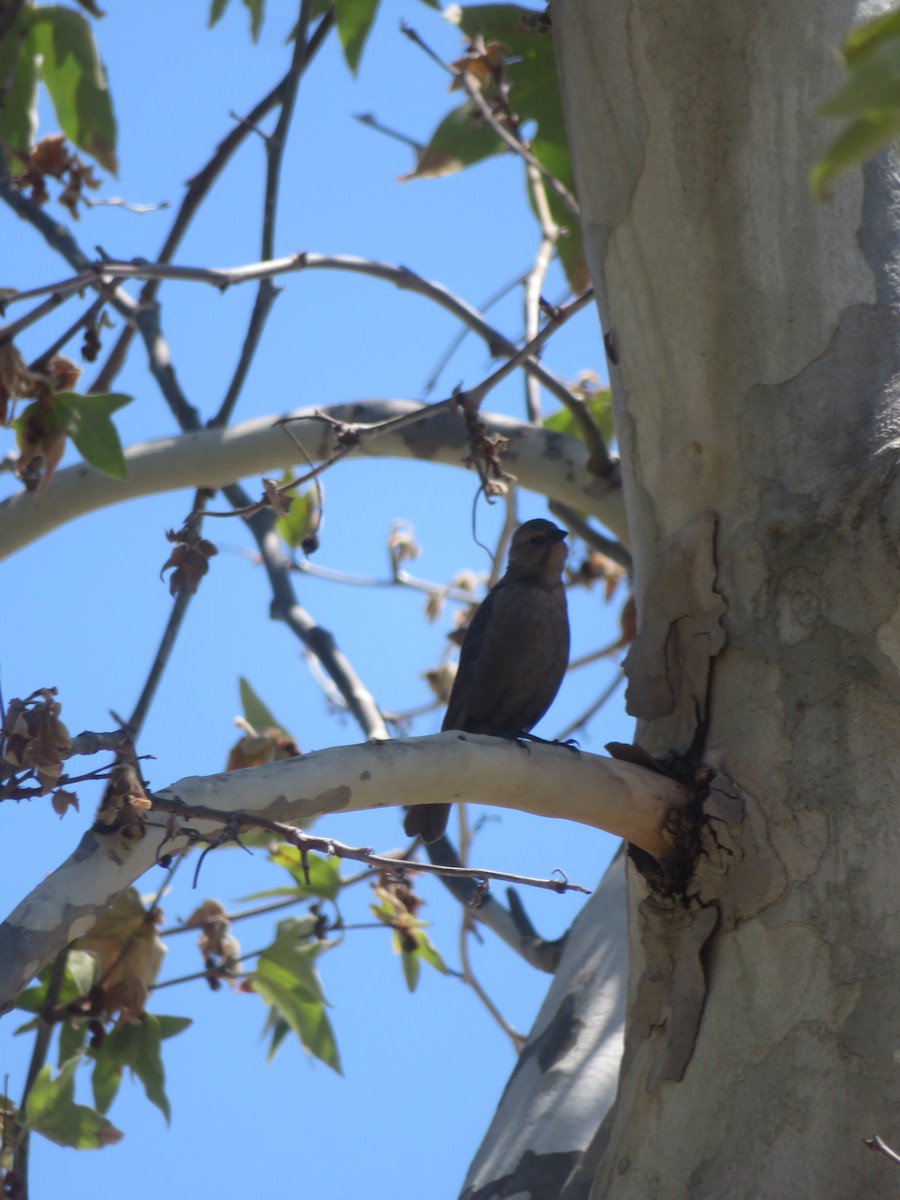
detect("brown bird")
(404, 517), (570, 843)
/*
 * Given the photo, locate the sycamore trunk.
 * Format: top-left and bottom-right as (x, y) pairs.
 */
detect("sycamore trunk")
(554, 0), (900, 1195)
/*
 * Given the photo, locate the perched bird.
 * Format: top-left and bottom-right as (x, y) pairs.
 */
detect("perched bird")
(405, 517), (570, 843)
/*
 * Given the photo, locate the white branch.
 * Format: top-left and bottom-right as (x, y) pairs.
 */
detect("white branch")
(0, 402), (627, 560)
(0, 732), (688, 1012)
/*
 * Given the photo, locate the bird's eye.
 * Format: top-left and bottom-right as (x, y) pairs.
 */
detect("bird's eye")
(529, 535), (543, 545)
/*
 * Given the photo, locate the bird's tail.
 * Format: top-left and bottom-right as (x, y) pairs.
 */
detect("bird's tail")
(403, 803), (451, 843)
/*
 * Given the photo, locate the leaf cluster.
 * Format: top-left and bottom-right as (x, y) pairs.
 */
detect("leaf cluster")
(813, 10), (900, 197)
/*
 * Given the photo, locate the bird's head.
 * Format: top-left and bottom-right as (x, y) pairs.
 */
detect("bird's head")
(506, 518), (568, 585)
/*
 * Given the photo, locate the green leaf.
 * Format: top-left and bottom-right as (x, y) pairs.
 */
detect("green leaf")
(58, 1019), (89, 1065)
(333, 0), (379, 73)
(0, 13), (39, 155)
(28, 6), (118, 173)
(268, 845), (343, 901)
(274, 478), (319, 550)
(811, 110), (900, 199)
(844, 9), (900, 64)
(812, 11), (900, 196)
(252, 919), (341, 1071)
(261, 1008), (292, 1056)
(401, 99), (506, 180)
(818, 35), (900, 119)
(407, 5), (587, 289)
(209, 0), (231, 28)
(17, 950), (98, 1014)
(54, 390), (132, 478)
(415, 930), (448, 975)
(238, 676), (288, 736)
(24, 1061), (123, 1149)
(543, 385), (614, 445)
(401, 947), (421, 992)
(399, 927), (447, 992)
(90, 1013), (189, 1123)
(242, 0), (266, 42)
(456, 4), (585, 289)
(256, 917), (326, 1003)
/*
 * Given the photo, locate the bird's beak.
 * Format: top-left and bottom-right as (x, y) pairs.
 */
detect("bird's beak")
(552, 529), (567, 543)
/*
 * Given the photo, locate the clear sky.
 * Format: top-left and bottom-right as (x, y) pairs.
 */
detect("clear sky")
(0, 3), (630, 1196)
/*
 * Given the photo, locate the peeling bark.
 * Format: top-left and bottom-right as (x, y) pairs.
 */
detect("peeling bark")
(502, 0), (900, 1195)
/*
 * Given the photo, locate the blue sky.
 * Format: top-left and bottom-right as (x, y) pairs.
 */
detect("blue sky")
(0, 3), (630, 1196)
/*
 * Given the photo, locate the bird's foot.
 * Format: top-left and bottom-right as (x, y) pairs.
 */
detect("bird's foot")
(515, 732), (580, 753)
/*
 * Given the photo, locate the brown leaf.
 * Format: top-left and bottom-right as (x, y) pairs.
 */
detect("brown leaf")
(51, 789), (79, 817)
(184, 899), (242, 981)
(160, 520), (217, 596)
(262, 476), (293, 517)
(0, 342), (36, 423)
(0, 688), (71, 793)
(47, 355), (82, 392)
(226, 726), (301, 771)
(423, 662), (456, 704)
(73, 889), (166, 1021)
(31, 134), (69, 178)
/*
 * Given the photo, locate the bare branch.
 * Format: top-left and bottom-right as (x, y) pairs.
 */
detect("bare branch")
(0, 402), (629, 560)
(549, 500), (633, 573)
(210, 0), (315, 429)
(4, 253), (605, 457)
(0, 733), (693, 1010)
(399, 20), (580, 218)
(863, 1136), (900, 1168)
(91, 8), (335, 394)
(152, 794), (591, 896)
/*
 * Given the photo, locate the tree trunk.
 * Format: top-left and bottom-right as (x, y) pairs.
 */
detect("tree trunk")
(548, 0), (900, 1196)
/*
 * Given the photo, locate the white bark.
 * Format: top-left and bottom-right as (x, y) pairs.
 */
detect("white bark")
(462, 851), (627, 1200)
(0, 734), (689, 1013)
(0, 401), (628, 559)
(530, 0), (900, 1197)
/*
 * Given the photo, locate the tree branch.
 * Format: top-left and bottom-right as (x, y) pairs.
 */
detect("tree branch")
(0, 733), (692, 1012)
(6, 253), (604, 450)
(210, 0), (315, 429)
(0, 402), (628, 559)
(91, 8), (335, 393)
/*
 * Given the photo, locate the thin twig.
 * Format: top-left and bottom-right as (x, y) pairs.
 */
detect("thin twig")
(224, 482), (390, 740)
(0, 291), (72, 343)
(199, 295), (600, 520)
(548, 501), (632, 572)
(12, 947), (69, 1200)
(423, 269), (528, 396)
(294, 556), (479, 604)
(456, 803), (526, 1051)
(522, 158), (561, 422)
(399, 20), (579, 219)
(7, 253), (604, 459)
(211, 0), (315, 429)
(149, 795), (591, 896)
(555, 671), (625, 742)
(28, 296), (108, 375)
(90, 8), (335, 395)
(82, 197), (170, 214)
(354, 111), (423, 153)
(127, 574), (193, 740)
(487, 488), (519, 588)
(864, 1136), (900, 1167)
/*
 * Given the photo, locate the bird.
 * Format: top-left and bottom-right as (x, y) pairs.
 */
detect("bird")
(404, 517), (570, 843)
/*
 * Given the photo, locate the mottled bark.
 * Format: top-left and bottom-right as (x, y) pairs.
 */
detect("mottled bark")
(541, 0), (900, 1196)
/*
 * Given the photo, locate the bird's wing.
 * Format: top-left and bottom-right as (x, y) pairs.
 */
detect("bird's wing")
(442, 581), (564, 735)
